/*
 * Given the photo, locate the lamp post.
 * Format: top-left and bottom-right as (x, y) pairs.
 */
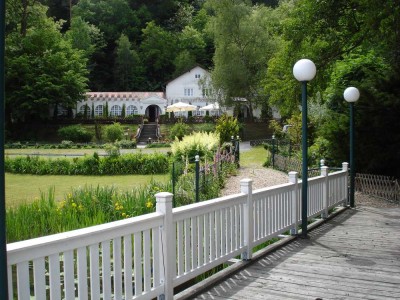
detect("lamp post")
(344, 87), (360, 208)
(293, 59), (316, 238)
(0, 0), (8, 296)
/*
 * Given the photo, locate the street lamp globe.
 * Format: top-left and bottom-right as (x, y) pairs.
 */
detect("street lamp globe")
(344, 87), (360, 103)
(293, 59), (317, 82)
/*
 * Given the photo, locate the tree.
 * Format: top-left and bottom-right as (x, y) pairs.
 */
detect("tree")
(264, 0), (400, 178)
(5, 2), (88, 124)
(206, 0), (279, 120)
(65, 16), (105, 59)
(114, 34), (144, 91)
(140, 21), (177, 90)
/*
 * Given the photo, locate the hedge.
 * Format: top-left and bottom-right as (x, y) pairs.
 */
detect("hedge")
(5, 153), (169, 175)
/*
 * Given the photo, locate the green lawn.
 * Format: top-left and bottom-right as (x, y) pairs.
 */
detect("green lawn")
(6, 173), (169, 208)
(5, 145), (268, 208)
(240, 145), (268, 168)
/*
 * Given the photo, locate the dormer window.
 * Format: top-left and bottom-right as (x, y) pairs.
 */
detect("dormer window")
(195, 74), (201, 79)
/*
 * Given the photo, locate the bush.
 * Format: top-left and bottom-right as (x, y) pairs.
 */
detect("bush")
(58, 125), (93, 143)
(115, 139), (137, 149)
(104, 122), (124, 142)
(171, 131), (220, 161)
(215, 115), (239, 143)
(169, 122), (190, 141)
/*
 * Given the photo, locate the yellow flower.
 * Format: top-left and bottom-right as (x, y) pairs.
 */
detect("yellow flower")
(122, 212), (126, 218)
(146, 201), (153, 209)
(71, 202), (77, 208)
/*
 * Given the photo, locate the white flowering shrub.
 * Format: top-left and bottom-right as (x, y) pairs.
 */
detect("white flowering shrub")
(171, 131), (220, 161)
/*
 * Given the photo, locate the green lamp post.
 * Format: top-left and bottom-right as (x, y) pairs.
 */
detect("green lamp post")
(344, 87), (360, 208)
(293, 59), (316, 238)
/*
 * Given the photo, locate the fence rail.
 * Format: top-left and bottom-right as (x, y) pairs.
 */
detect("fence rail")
(7, 164), (348, 300)
(355, 173), (400, 202)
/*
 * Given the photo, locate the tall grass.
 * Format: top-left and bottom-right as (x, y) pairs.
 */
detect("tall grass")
(6, 180), (170, 243)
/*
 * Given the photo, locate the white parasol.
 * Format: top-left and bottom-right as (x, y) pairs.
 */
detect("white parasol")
(166, 102), (197, 112)
(199, 102), (220, 111)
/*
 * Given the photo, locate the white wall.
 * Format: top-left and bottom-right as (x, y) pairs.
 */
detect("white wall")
(166, 66), (212, 105)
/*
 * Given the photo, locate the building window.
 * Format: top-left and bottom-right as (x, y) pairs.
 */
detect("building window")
(95, 105), (103, 116)
(110, 105), (122, 116)
(127, 105), (138, 115)
(194, 106), (204, 116)
(184, 88), (193, 97)
(195, 74), (201, 79)
(202, 88), (211, 97)
(79, 105), (91, 116)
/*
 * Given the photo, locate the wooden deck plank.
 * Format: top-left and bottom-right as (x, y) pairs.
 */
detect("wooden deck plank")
(193, 207), (400, 299)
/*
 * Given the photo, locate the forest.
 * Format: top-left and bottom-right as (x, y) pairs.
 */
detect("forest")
(4, 0), (400, 178)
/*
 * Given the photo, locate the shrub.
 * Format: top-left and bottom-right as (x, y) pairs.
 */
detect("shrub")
(5, 153), (170, 175)
(215, 115), (239, 143)
(104, 122), (124, 142)
(58, 125), (93, 143)
(169, 122), (190, 141)
(60, 140), (73, 149)
(171, 131), (220, 161)
(104, 143), (121, 158)
(115, 139), (137, 149)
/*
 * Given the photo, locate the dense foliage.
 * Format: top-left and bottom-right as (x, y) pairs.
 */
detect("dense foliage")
(58, 125), (93, 143)
(4, 0), (400, 177)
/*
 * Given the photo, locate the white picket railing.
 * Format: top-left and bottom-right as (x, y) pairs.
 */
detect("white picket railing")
(6, 163), (348, 299)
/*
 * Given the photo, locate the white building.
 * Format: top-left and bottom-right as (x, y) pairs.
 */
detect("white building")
(75, 65), (280, 121)
(79, 92), (166, 122)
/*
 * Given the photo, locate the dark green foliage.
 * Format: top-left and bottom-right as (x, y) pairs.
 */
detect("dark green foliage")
(5, 152), (169, 175)
(215, 115), (239, 143)
(104, 122), (124, 142)
(169, 122), (190, 140)
(58, 125), (93, 143)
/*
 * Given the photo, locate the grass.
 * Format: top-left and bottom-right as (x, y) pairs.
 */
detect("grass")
(5, 173), (169, 208)
(5, 145), (267, 208)
(240, 145), (268, 168)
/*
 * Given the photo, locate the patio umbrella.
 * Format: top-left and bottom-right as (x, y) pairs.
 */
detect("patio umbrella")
(199, 102), (220, 111)
(166, 101), (197, 112)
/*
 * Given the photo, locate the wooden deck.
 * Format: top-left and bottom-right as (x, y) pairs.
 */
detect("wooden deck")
(192, 207), (400, 299)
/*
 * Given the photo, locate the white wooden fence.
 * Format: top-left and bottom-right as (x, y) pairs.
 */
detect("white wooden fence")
(7, 163), (348, 299)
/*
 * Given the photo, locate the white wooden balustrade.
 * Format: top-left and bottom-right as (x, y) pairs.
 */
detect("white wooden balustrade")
(7, 164), (348, 299)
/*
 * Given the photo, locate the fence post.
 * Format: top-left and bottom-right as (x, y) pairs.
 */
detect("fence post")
(289, 172), (299, 235)
(236, 135), (240, 167)
(171, 162), (175, 207)
(342, 162), (349, 206)
(156, 192), (175, 300)
(321, 166), (329, 219)
(272, 135), (275, 169)
(195, 155), (200, 203)
(240, 178), (253, 260)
